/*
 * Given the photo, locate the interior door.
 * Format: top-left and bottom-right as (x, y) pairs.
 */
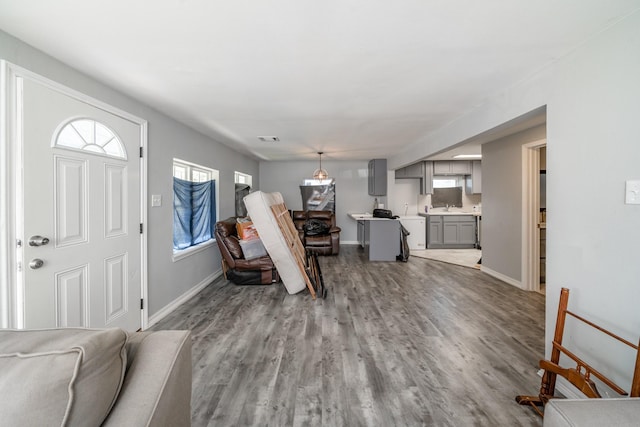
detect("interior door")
(19, 75), (142, 330)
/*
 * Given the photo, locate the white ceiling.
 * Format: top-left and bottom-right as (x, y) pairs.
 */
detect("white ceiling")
(1, 1), (639, 162)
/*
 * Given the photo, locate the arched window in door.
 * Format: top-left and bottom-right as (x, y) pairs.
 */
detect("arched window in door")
(53, 118), (127, 160)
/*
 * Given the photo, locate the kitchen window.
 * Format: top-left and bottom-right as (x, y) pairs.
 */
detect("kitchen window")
(433, 178), (458, 188)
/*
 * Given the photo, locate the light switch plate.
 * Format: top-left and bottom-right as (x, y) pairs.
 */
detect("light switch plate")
(151, 194), (162, 207)
(625, 180), (640, 205)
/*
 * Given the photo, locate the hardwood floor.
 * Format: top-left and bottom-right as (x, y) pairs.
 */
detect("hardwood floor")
(152, 245), (545, 426)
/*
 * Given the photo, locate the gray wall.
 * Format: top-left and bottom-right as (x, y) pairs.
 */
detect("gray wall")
(0, 30), (259, 319)
(390, 11), (640, 392)
(482, 125), (546, 283)
(259, 160), (373, 243)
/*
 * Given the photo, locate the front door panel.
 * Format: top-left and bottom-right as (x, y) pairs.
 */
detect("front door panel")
(20, 75), (142, 331)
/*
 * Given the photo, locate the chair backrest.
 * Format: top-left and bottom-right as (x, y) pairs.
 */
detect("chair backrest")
(307, 210), (335, 227)
(214, 218), (244, 266)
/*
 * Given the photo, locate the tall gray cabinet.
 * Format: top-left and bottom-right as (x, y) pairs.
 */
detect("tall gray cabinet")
(368, 159), (387, 196)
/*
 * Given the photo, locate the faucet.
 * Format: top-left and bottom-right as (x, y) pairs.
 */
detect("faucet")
(445, 204), (450, 212)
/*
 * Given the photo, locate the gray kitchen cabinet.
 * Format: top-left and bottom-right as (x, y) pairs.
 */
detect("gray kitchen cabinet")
(368, 159), (387, 196)
(395, 161), (433, 194)
(427, 215), (476, 248)
(427, 215), (443, 248)
(357, 220), (365, 248)
(465, 160), (482, 194)
(366, 219), (400, 261)
(395, 162), (423, 179)
(433, 161), (472, 175)
(421, 161), (434, 194)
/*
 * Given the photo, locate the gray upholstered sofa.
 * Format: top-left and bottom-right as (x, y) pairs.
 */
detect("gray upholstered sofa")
(0, 328), (192, 426)
(544, 398), (640, 427)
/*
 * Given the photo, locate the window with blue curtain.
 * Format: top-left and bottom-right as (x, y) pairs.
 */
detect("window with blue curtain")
(173, 160), (218, 252)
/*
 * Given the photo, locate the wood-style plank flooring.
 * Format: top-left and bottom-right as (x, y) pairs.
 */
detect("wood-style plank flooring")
(152, 245), (545, 426)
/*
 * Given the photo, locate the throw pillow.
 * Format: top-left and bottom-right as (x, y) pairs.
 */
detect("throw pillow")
(0, 328), (127, 427)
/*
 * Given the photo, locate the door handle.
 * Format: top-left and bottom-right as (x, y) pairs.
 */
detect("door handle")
(29, 235), (50, 246)
(29, 258), (44, 269)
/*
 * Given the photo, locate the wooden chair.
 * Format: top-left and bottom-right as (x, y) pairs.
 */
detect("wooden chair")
(516, 287), (640, 417)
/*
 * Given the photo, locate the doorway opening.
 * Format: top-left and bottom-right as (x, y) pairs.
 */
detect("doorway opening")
(521, 139), (547, 294)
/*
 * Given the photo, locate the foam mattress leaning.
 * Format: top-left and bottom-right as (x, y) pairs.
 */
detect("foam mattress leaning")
(243, 191), (307, 294)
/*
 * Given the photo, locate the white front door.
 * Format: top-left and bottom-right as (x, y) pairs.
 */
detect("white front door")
(17, 72), (144, 330)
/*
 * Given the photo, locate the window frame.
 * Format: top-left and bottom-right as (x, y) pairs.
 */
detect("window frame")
(432, 177), (459, 188)
(172, 158), (219, 261)
(234, 171), (252, 187)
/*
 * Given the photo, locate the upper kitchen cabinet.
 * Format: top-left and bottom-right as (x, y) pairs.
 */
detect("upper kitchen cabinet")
(421, 161), (433, 194)
(395, 162), (423, 179)
(395, 161), (433, 194)
(465, 160), (482, 194)
(368, 159), (387, 196)
(433, 160), (472, 175)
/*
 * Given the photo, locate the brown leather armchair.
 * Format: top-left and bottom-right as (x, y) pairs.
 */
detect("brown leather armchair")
(291, 210), (341, 255)
(214, 217), (279, 285)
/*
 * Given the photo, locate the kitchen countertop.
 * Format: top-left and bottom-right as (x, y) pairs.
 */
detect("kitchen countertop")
(351, 212), (481, 220)
(348, 213), (397, 221)
(349, 213), (426, 220)
(419, 211), (481, 217)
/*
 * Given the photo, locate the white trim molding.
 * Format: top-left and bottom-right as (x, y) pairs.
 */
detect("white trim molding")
(0, 60), (17, 328)
(147, 270), (222, 329)
(481, 266), (523, 290)
(521, 139), (546, 292)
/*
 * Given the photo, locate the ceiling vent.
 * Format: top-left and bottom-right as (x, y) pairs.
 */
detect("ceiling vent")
(257, 136), (280, 142)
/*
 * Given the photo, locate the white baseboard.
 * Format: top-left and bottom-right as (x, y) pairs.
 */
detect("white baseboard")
(480, 266), (523, 289)
(147, 269), (222, 328)
(556, 382), (585, 400)
(341, 240), (359, 245)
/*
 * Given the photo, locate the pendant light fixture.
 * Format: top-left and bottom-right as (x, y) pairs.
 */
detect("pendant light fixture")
(313, 151), (329, 180)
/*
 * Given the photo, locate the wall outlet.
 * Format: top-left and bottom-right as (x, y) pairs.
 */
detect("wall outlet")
(151, 194), (162, 207)
(625, 180), (640, 205)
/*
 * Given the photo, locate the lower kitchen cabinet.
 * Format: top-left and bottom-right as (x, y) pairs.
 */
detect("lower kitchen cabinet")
(427, 215), (476, 248)
(357, 220), (365, 248)
(366, 219), (400, 261)
(427, 216), (443, 248)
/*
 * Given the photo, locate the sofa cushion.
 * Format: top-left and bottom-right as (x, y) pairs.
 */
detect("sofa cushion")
(223, 235), (244, 259)
(543, 398), (640, 427)
(0, 328), (127, 427)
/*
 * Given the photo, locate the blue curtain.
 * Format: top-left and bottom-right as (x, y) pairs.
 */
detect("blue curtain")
(173, 178), (216, 250)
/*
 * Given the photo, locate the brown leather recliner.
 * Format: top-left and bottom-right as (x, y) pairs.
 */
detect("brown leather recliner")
(291, 210), (341, 255)
(214, 217), (279, 285)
